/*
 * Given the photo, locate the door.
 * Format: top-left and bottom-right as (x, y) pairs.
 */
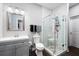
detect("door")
(55, 16), (66, 55)
(69, 20), (73, 46)
(15, 42), (29, 56)
(69, 17), (79, 48)
(0, 44), (15, 56)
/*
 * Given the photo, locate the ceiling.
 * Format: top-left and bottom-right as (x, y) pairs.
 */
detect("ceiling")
(4, 3), (65, 10)
(37, 3), (64, 10)
(69, 3), (78, 8)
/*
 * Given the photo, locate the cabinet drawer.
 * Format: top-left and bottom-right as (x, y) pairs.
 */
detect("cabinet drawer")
(16, 45), (29, 56)
(0, 45), (15, 51)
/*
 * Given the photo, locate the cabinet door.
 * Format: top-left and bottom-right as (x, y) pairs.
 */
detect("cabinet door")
(0, 44), (15, 56)
(15, 42), (29, 56)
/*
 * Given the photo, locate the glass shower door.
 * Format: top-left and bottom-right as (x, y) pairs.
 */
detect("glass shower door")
(55, 16), (66, 55)
(42, 16), (55, 53)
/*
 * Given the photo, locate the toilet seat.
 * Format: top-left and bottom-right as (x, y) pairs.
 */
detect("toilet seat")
(36, 43), (44, 51)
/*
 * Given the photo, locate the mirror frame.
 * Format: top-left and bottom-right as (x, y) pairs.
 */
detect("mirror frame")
(7, 12), (25, 31)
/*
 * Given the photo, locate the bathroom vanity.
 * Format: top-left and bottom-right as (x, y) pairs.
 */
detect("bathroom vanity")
(0, 36), (29, 56)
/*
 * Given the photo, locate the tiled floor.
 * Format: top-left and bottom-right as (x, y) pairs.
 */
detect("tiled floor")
(29, 46), (79, 56)
(43, 46), (79, 56)
(61, 46), (79, 56)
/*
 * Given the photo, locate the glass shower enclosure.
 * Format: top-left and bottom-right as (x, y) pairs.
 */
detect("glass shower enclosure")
(41, 15), (67, 55)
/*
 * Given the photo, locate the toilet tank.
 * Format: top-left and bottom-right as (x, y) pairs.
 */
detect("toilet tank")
(33, 33), (40, 43)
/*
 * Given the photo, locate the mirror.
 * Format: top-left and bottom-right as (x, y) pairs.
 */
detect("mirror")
(7, 12), (25, 31)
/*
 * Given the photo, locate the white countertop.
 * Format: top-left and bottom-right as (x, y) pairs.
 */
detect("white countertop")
(0, 36), (29, 45)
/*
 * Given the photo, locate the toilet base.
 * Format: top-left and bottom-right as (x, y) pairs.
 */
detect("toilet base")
(36, 50), (43, 56)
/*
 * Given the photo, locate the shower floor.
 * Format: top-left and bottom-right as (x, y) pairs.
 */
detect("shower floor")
(43, 46), (66, 56)
(48, 46), (54, 52)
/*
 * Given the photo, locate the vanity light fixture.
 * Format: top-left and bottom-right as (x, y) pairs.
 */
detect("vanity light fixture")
(7, 7), (25, 15)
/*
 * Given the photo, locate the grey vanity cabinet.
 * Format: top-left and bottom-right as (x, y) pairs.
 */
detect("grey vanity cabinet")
(0, 44), (15, 56)
(0, 41), (29, 56)
(15, 42), (29, 56)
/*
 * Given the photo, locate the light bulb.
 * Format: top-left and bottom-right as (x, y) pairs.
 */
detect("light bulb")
(7, 7), (13, 13)
(15, 9), (19, 14)
(20, 10), (24, 15)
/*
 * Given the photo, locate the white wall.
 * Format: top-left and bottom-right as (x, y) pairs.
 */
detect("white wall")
(0, 4), (3, 37)
(42, 7), (52, 18)
(2, 3), (42, 38)
(53, 4), (68, 16)
(69, 4), (79, 17)
(1, 3), (52, 42)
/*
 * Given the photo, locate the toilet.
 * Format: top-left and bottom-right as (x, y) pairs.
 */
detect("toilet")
(33, 33), (44, 56)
